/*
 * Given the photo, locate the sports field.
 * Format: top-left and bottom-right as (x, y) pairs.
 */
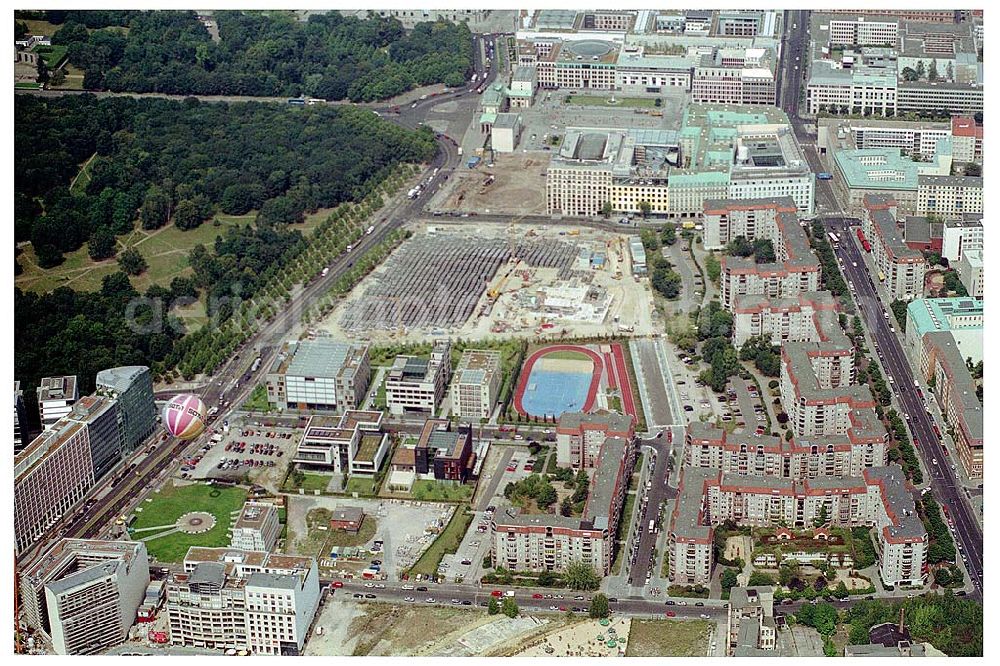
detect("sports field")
(514, 345), (602, 418)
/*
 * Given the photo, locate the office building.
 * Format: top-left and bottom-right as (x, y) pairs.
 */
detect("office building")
(19, 539), (149, 655)
(389, 418), (475, 485)
(546, 106), (814, 219)
(940, 217), (982, 263)
(691, 47), (776, 105)
(807, 63), (898, 116)
(904, 297), (982, 368)
(95, 365), (156, 455)
(492, 436), (632, 576)
(823, 10), (957, 23)
(535, 39), (619, 90)
(861, 195), (926, 301)
(15, 381), (27, 454)
(167, 548), (320, 656)
(37, 375), (78, 431)
(556, 410), (635, 469)
(897, 81), (982, 115)
(920, 332), (983, 479)
(15, 420), (96, 555)
(916, 175), (983, 219)
(449, 349), (503, 420)
(385, 339), (452, 416)
(266, 339), (370, 413)
(817, 118), (951, 162)
(231, 502), (281, 553)
(717, 11), (765, 37)
(728, 587), (776, 656)
(293, 410), (388, 476)
(668, 464), (926, 587)
(66, 395), (123, 483)
(955, 250), (983, 298)
(829, 18), (899, 46)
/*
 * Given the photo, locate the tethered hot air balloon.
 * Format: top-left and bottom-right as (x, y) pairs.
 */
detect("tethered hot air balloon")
(162, 394), (207, 440)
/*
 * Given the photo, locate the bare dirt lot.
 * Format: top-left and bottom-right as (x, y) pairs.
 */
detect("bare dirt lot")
(428, 153), (548, 215)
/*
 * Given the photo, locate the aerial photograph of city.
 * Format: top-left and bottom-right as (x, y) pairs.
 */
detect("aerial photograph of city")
(11, 4), (986, 659)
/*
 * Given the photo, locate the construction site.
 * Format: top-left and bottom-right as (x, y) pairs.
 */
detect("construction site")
(320, 223), (658, 344)
(427, 153), (548, 216)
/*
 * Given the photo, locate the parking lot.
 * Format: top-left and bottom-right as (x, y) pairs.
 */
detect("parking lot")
(185, 424), (300, 492)
(443, 447), (540, 583)
(730, 377), (770, 436)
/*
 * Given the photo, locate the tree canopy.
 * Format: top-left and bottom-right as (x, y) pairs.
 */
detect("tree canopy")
(15, 94), (436, 266)
(53, 10), (472, 101)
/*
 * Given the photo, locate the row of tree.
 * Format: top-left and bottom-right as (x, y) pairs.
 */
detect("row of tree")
(50, 10), (472, 100)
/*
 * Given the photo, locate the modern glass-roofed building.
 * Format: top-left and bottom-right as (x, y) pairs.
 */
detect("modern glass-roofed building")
(266, 338), (371, 413)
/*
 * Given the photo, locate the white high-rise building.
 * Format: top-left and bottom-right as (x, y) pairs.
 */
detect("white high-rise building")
(19, 539), (149, 655)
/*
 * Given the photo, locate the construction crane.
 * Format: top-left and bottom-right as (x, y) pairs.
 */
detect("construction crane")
(487, 213), (528, 301)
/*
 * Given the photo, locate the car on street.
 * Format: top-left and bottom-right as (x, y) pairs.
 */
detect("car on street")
(532, 593), (544, 599)
(364, 594), (376, 599)
(353, 593), (363, 599)
(404, 597), (415, 602)
(665, 611), (677, 617)
(332, 581), (344, 588)
(426, 597), (436, 603)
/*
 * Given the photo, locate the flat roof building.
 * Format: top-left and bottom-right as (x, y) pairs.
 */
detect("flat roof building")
(547, 105), (813, 219)
(37, 375), (78, 431)
(955, 249), (982, 299)
(168, 548), (320, 656)
(15, 420), (96, 555)
(231, 502), (281, 553)
(15, 380), (27, 454)
(449, 349), (502, 421)
(267, 338), (370, 413)
(904, 297), (982, 368)
(95, 365), (155, 455)
(293, 409), (387, 476)
(385, 339), (452, 416)
(19, 539), (149, 655)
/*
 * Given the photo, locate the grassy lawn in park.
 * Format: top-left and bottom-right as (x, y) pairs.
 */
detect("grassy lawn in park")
(129, 481), (247, 562)
(16, 207), (333, 295)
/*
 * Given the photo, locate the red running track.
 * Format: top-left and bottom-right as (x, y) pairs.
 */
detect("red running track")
(513, 345), (603, 417)
(610, 343), (638, 420)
